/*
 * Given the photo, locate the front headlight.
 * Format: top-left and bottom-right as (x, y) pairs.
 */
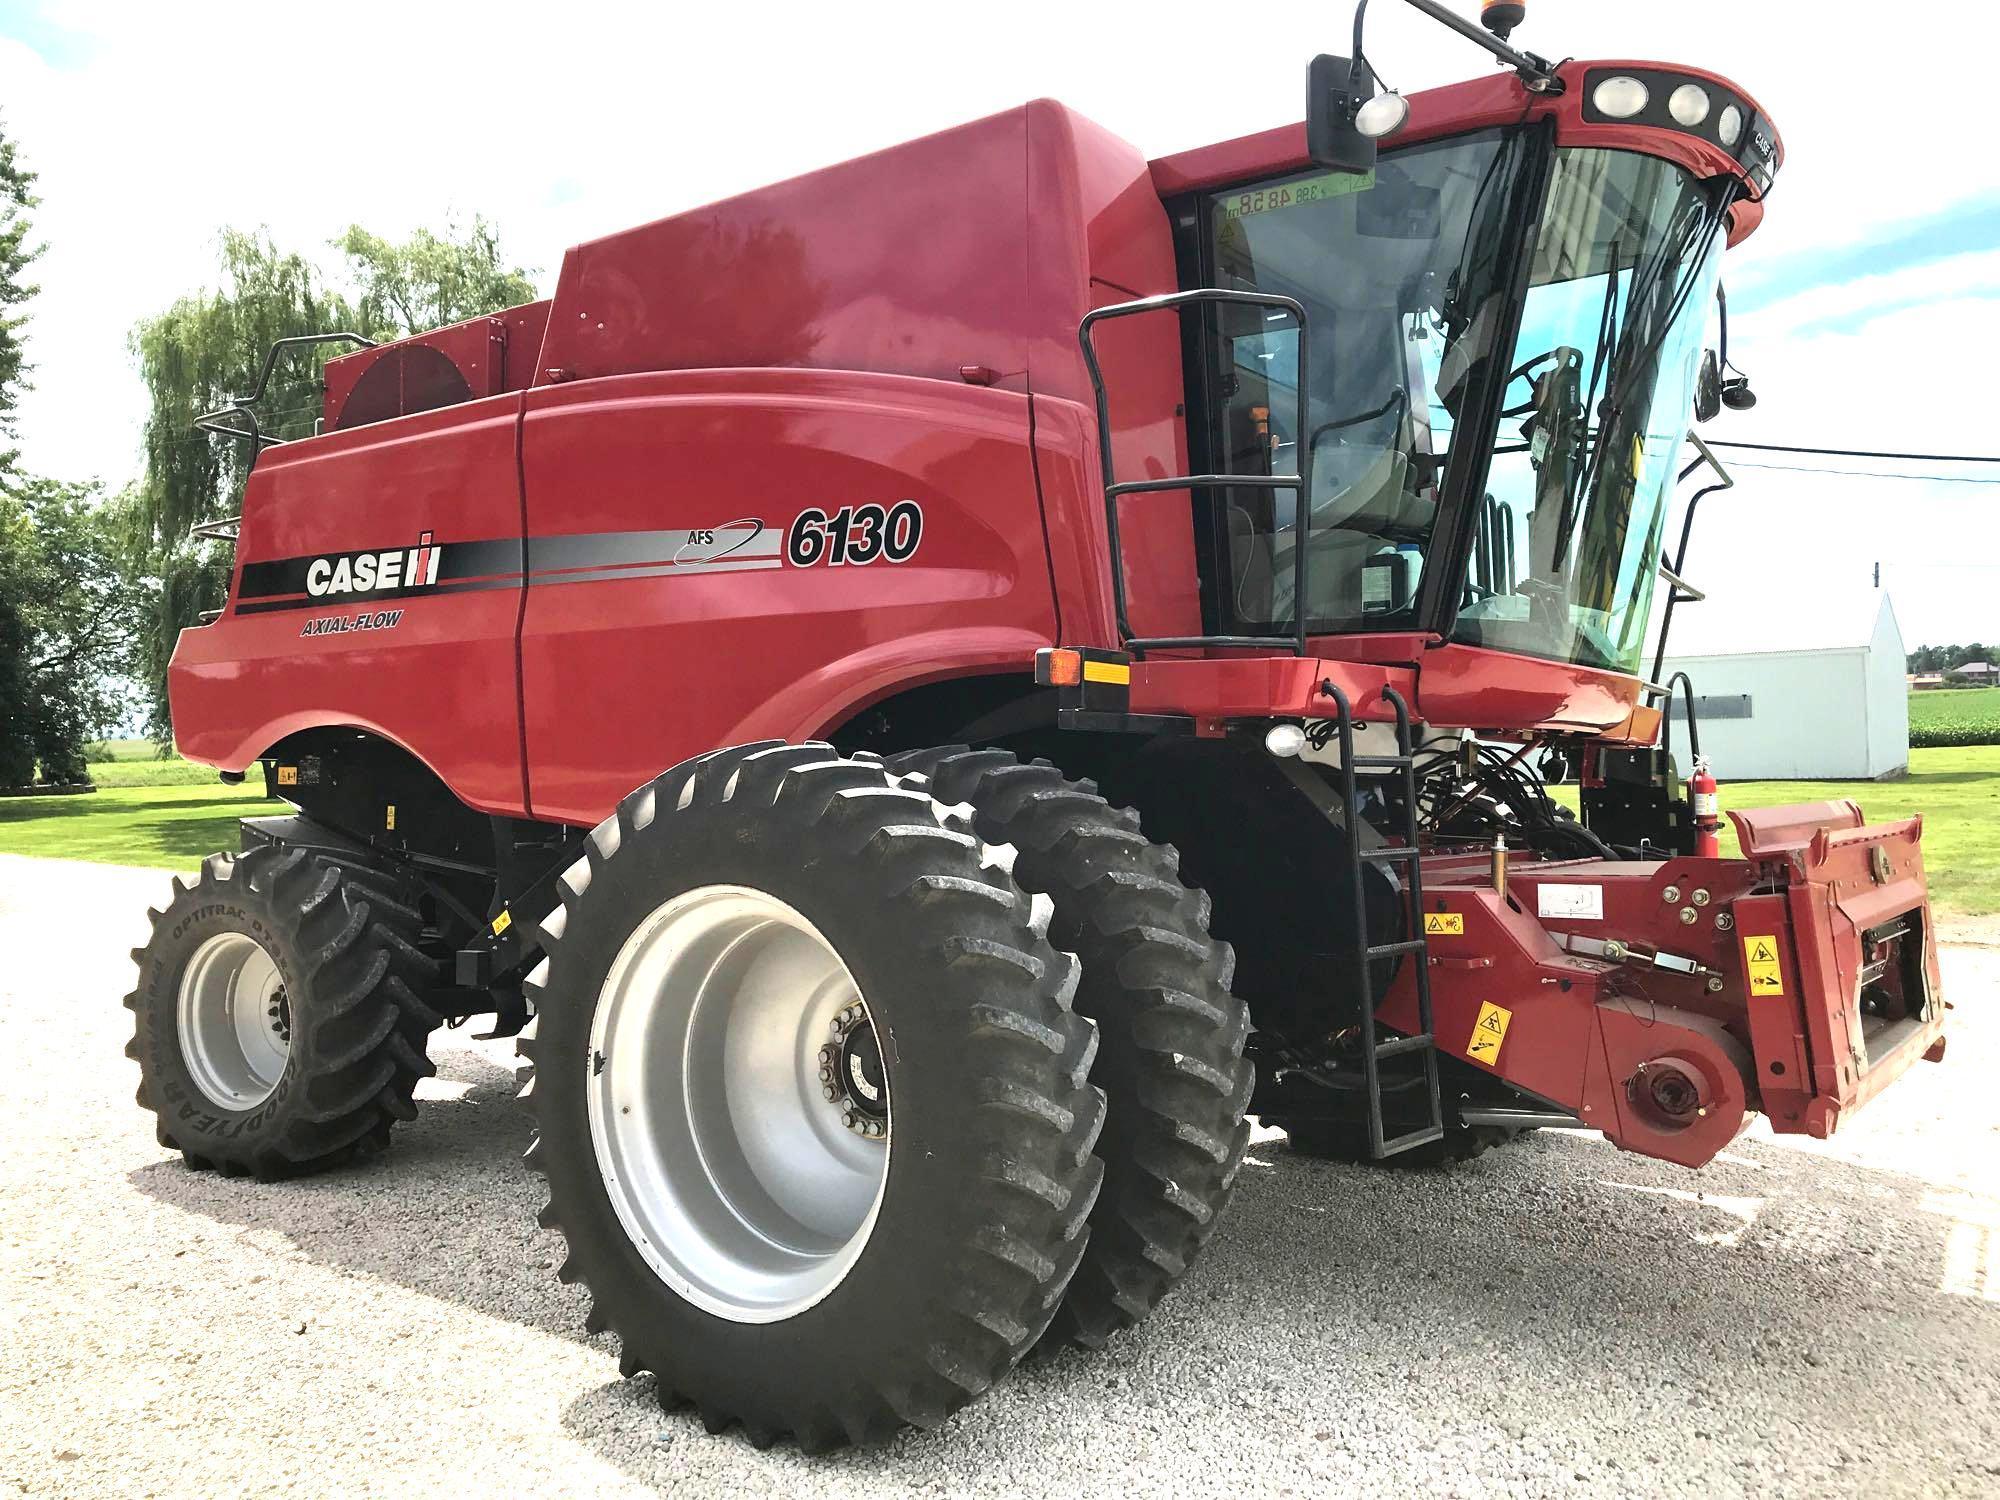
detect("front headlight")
(1591, 75), (1650, 119)
(1716, 104), (1744, 147)
(1668, 83), (1712, 127)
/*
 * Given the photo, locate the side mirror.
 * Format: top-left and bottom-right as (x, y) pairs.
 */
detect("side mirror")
(1694, 349), (1722, 423)
(1307, 54), (1380, 174)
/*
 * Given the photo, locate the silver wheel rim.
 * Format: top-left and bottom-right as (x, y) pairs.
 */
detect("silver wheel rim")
(588, 884), (890, 1324)
(177, 932), (290, 1110)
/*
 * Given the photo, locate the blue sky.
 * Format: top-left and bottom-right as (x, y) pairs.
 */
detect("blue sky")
(2, 0), (1995, 649)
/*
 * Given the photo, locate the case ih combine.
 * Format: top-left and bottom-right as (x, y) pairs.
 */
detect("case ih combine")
(128, 0), (1943, 1451)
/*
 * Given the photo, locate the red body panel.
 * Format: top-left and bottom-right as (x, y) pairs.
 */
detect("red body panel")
(323, 302), (553, 432)
(172, 395), (529, 815)
(515, 369), (1059, 823)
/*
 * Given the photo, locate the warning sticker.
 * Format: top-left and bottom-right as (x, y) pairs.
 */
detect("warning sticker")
(1742, 935), (1785, 996)
(491, 908), (513, 937)
(1466, 1001), (1513, 1066)
(1424, 912), (1465, 936)
(1537, 883), (1604, 921)
(276, 765), (299, 786)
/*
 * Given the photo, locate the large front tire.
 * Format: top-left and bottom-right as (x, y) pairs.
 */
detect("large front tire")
(886, 748), (1252, 1351)
(519, 743), (1105, 1450)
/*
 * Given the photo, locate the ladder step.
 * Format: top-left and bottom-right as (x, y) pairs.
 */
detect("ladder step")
(1365, 938), (1427, 958)
(1376, 1124), (1447, 1158)
(1351, 754), (1413, 768)
(1373, 1033), (1434, 1060)
(1360, 845), (1419, 862)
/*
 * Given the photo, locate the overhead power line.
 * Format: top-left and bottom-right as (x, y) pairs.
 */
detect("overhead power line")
(1726, 460), (2000, 486)
(1708, 439), (2000, 465)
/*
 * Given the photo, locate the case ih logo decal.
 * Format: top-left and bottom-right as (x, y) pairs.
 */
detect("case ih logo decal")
(232, 505), (924, 617)
(305, 532), (441, 598)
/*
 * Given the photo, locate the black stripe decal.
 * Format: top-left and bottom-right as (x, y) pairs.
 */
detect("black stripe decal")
(231, 524), (788, 615)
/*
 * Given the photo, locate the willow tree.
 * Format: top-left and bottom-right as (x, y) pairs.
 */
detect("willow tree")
(0, 111), (43, 781)
(0, 111), (36, 471)
(129, 220), (534, 734)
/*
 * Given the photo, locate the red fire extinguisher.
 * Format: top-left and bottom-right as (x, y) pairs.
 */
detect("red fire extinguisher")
(1690, 756), (1721, 858)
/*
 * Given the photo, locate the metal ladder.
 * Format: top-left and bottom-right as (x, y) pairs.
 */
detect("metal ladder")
(1324, 682), (1445, 1158)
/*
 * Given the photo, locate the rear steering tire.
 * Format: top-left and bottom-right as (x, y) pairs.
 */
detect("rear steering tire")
(885, 747), (1252, 1351)
(124, 844), (439, 1179)
(518, 742), (1106, 1450)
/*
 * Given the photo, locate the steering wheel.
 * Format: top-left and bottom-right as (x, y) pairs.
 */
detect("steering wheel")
(1305, 386), (1409, 457)
(1501, 347), (1582, 420)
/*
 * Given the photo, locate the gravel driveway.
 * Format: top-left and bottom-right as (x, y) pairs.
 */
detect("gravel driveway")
(2, 851), (1995, 1498)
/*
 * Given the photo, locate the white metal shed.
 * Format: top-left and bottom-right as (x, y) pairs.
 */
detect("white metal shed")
(1658, 590), (1908, 782)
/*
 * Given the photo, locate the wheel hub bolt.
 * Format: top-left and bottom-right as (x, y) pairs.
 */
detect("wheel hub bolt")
(823, 1085), (838, 1101)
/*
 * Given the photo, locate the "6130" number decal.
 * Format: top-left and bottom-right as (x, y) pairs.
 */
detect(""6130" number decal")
(787, 501), (923, 567)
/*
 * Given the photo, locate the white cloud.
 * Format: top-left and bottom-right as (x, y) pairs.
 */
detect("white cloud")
(3, 0), (1994, 643)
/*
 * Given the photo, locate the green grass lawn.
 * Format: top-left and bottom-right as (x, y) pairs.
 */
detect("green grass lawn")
(1713, 745), (2000, 915)
(5, 745), (1997, 915)
(86, 737), (171, 762)
(85, 757), (237, 788)
(0, 782), (275, 869)
(1550, 744), (2000, 916)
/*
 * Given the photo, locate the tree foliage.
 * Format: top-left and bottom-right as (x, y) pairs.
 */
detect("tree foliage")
(337, 219), (534, 341)
(1908, 644), (1995, 674)
(128, 219), (535, 734)
(0, 479), (150, 785)
(0, 111), (38, 467)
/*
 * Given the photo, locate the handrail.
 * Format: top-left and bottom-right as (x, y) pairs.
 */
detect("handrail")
(193, 331), (378, 452)
(1659, 669), (1701, 766)
(1657, 561), (1705, 602)
(1647, 430), (1735, 692)
(1078, 289), (1312, 658)
(189, 516), (240, 543)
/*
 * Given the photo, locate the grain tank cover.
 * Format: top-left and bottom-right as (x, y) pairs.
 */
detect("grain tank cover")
(533, 101), (1178, 408)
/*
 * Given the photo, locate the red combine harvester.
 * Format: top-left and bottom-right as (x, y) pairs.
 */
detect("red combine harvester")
(129, 0), (1943, 1450)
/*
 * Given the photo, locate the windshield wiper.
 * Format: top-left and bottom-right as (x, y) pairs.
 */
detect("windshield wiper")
(1553, 182), (1736, 580)
(1548, 239), (1621, 573)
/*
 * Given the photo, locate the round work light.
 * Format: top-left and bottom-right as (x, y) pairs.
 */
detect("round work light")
(1717, 104), (1744, 147)
(1668, 83), (1712, 127)
(1264, 724), (1307, 759)
(1592, 75), (1650, 119)
(1354, 91), (1412, 140)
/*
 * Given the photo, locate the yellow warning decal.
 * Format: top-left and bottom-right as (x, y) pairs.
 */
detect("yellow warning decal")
(1424, 912), (1464, 936)
(1466, 1001), (1512, 1066)
(385, 804), (397, 831)
(1742, 935), (1784, 996)
(1081, 659), (1130, 685)
(491, 908), (513, 937)
(276, 765), (299, 786)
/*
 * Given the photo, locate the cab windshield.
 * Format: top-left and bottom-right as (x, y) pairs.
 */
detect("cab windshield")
(1453, 148), (1726, 673)
(1200, 132), (1730, 676)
